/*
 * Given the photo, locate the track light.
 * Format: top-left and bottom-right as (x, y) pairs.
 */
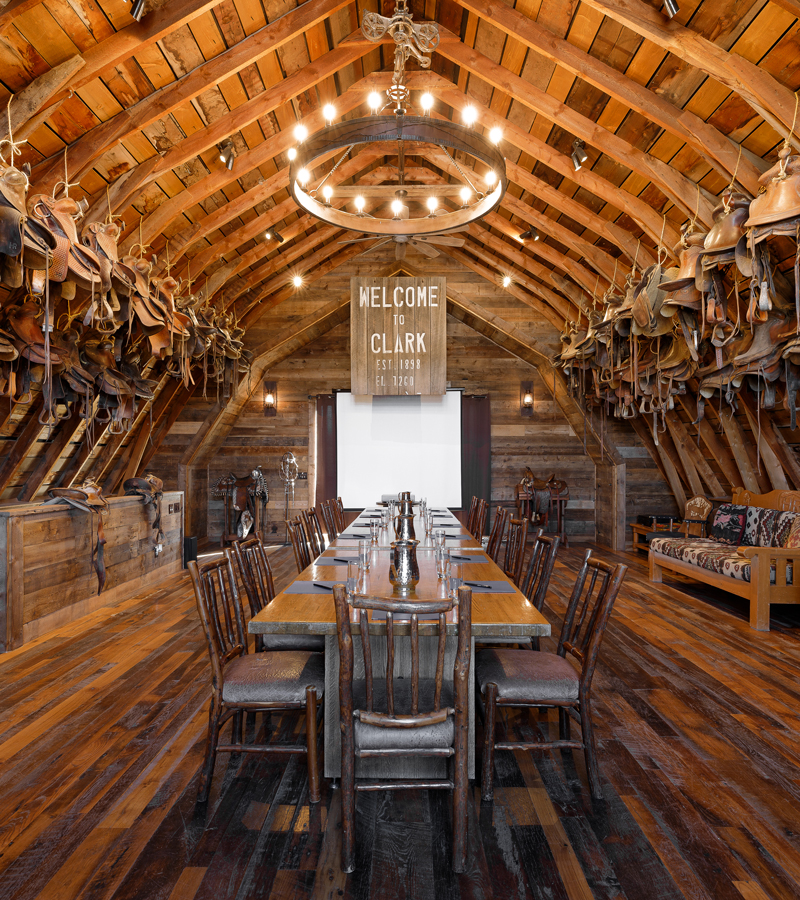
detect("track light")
(571, 138), (588, 172)
(663, 0), (679, 17)
(265, 230), (284, 243)
(218, 140), (235, 171)
(131, 0), (146, 21)
(519, 228), (540, 242)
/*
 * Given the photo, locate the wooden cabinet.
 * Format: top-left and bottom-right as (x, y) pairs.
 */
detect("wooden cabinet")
(0, 492), (184, 652)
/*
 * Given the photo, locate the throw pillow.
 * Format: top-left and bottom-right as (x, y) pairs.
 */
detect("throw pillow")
(773, 511), (797, 548)
(741, 506), (761, 546)
(756, 509), (780, 547)
(710, 504), (747, 545)
(785, 517), (800, 550)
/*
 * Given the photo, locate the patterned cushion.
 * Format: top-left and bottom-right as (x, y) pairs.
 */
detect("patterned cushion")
(785, 517), (800, 549)
(710, 504), (747, 545)
(741, 506), (760, 546)
(649, 537), (714, 560)
(755, 509), (780, 547)
(772, 511), (797, 548)
(651, 536), (794, 585)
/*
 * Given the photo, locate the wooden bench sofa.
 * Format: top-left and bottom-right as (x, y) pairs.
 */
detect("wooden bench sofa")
(648, 488), (800, 631)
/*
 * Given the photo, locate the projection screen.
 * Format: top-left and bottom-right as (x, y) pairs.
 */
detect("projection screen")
(335, 391), (462, 508)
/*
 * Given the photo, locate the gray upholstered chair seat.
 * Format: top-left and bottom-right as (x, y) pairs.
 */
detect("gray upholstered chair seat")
(476, 648), (579, 703)
(352, 679), (455, 751)
(222, 651), (325, 704)
(260, 633), (326, 652)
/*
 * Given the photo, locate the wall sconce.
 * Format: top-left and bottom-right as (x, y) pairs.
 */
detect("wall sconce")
(264, 381), (277, 417)
(520, 381), (534, 417)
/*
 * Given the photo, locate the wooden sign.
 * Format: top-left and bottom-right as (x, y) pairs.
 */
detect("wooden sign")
(350, 276), (446, 395)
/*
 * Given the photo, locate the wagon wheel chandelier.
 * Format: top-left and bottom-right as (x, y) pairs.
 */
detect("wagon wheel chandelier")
(287, 0), (507, 238)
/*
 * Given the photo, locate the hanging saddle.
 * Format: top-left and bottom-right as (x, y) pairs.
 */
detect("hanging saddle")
(123, 474), (165, 554)
(45, 479), (109, 593)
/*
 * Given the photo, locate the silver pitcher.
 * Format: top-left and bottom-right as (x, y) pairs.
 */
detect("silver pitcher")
(394, 511), (416, 541)
(389, 539), (420, 593)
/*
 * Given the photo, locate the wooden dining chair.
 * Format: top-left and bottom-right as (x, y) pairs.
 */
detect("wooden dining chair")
(189, 554), (325, 804)
(334, 496), (346, 533)
(286, 517), (311, 572)
(477, 552), (627, 801)
(333, 584), (472, 874)
(472, 498), (488, 539)
(320, 501), (339, 540)
(232, 535), (324, 653)
(519, 530), (560, 650)
(300, 509), (323, 558)
(309, 506), (328, 551)
(485, 507), (509, 563)
(466, 496), (479, 534)
(502, 517), (529, 586)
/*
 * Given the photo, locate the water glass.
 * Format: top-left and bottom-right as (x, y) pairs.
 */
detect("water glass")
(448, 562), (463, 599)
(370, 520), (380, 543)
(433, 528), (446, 550)
(358, 539), (371, 570)
(435, 548), (450, 580)
(425, 510), (433, 535)
(381, 507), (390, 528)
(346, 561), (359, 600)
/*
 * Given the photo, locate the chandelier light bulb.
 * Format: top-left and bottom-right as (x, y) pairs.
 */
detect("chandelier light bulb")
(502, 275), (511, 288)
(292, 274), (303, 288)
(489, 127), (503, 145)
(462, 105), (478, 126)
(293, 124), (308, 142)
(485, 170), (497, 186)
(322, 185), (333, 202)
(287, 147), (297, 161)
(323, 104), (336, 124)
(354, 195), (365, 213)
(368, 91), (382, 112)
(421, 93), (434, 112)
(426, 196), (437, 212)
(391, 199), (403, 216)
(297, 168), (310, 185)
(459, 186), (471, 206)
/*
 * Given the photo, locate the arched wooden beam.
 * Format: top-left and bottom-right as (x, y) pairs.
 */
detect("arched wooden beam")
(435, 33), (718, 226)
(582, 0), (800, 148)
(30, 0), (353, 193)
(84, 40), (377, 225)
(433, 80), (675, 255)
(453, 0), (763, 195)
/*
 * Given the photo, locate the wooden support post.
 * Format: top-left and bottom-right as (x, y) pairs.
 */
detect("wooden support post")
(719, 408), (762, 493)
(17, 408), (82, 501)
(630, 417), (687, 511)
(665, 414), (705, 498)
(740, 401), (790, 492)
(677, 394), (741, 493)
(666, 411), (723, 497)
(0, 396), (44, 493)
(768, 419), (800, 490)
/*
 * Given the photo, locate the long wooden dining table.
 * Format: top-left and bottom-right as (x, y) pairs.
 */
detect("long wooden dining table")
(249, 507), (550, 779)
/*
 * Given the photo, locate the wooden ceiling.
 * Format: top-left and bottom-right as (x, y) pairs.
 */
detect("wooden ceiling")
(3, 0), (799, 341)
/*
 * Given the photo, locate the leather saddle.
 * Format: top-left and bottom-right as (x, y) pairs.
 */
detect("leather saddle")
(123, 473), (165, 553)
(45, 479), (109, 593)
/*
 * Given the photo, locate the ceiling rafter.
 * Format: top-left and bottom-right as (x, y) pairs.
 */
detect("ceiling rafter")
(582, 0), (800, 148)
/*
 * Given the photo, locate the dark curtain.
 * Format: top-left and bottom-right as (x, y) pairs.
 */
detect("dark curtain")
(461, 394), (491, 528)
(315, 394), (337, 508)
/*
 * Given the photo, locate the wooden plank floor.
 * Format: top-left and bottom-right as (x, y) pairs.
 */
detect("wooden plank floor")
(1, 544), (799, 900)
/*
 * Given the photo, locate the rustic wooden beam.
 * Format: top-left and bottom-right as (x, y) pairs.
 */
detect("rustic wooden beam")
(137, 384), (197, 475)
(32, 0), (352, 192)
(676, 392), (740, 492)
(581, 0), (800, 148)
(740, 400), (790, 492)
(630, 416), (687, 510)
(434, 81), (671, 255)
(453, 0), (763, 195)
(0, 56), (85, 143)
(0, 395), (44, 494)
(16, 407), (82, 501)
(435, 33), (716, 226)
(719, 407), (761, 493)
(86, 42), (376, 224)
(0, 0), (43, 33)
(665, 411), (715, 497)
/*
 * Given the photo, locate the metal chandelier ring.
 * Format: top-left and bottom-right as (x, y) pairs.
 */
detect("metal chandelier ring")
(289, 115), (507, 237)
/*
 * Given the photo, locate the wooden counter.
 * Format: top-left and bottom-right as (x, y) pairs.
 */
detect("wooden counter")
(0, 491), (184, 652)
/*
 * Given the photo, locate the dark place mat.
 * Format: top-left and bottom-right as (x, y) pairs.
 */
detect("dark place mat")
(315, 555), (358, 566)
(284, 580), (342, 594)
(447, 553), (489, 564)
(459, 580), (515, 594)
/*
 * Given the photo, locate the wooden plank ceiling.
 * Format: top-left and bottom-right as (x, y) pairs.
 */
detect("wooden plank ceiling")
(1, 0), (799, 508)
